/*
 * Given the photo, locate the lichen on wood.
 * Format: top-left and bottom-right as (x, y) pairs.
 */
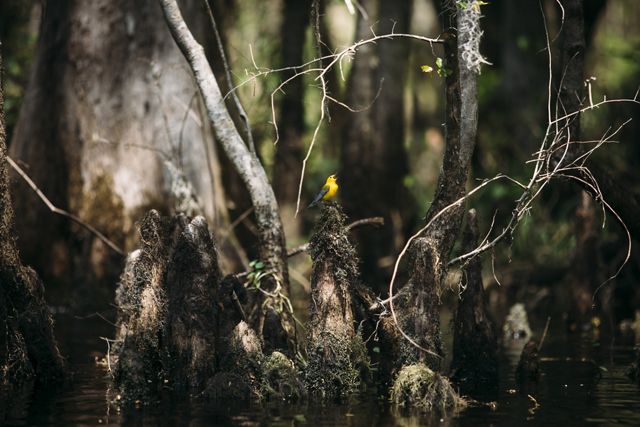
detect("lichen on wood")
(304, 202), (370, 397)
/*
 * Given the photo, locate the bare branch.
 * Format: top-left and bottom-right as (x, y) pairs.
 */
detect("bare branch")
(7, 157), (125, 256)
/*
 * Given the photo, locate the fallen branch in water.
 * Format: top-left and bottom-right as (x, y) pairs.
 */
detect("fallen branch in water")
(7, 156), (125, 256)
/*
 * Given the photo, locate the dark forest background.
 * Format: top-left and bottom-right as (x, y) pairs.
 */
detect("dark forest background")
(1, 0), (639, 328)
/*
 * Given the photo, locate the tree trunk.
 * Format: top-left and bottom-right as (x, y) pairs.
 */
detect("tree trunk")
(392, 0), (480, 391)
(159, 0), (296, 354)
(555, 0), (602, 328)
(273, 0), (311, 217)
(340, 0), (416, 291)
(9, 0), (244, 308)
(305, 202), (369, 396)
(451, 209), (498, 395)
(0, 44), (64, 385)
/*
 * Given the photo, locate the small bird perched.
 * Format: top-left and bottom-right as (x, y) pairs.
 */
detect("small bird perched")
(308, 174), (339, 208)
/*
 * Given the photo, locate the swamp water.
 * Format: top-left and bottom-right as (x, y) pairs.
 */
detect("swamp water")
(3, 312), (640, 426)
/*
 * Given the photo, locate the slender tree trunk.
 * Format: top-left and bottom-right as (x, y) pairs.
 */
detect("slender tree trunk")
(0, 43), (64, 385)
(555, 0), (602, 328)
(340, 0), (416, 291)
(10, 0), (244, 307)
(393, 0), (480, 373)
(274, 0), (310, 210)
(451, 209), (498, 395)
(159, 0), (296, 353)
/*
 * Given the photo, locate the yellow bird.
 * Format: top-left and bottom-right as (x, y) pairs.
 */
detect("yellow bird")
(308, 174), (339, 208)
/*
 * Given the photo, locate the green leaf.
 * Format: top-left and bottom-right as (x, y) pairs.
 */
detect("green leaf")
(436, 57), (444, 68)
(420, 64), (433, 73)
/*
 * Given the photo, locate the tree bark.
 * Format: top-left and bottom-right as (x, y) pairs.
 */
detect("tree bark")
(159, 0), (296, 353)
(10, 0), (244, 307)
(450, 209), (498, 395)
(0, 43), (64, 385)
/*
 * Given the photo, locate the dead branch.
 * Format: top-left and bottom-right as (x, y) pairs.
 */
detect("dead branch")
(6, 156), (125, 257)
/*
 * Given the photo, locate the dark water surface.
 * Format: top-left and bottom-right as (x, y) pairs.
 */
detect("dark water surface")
(3, 313), (640, 426)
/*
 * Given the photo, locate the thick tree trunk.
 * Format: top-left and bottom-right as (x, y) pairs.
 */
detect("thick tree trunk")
(0, 45), (64, 385)
(340, 0), (417, 292)
(9, 0), (243, 307)
(555, 0), (602, 328)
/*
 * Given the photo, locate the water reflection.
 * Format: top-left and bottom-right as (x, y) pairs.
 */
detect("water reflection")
(3, 314), (640, 426)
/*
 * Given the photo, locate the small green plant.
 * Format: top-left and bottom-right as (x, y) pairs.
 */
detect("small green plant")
(246, 260), (267, 288)
(420, 58), (452, 78)
(436, 57), (452, 78)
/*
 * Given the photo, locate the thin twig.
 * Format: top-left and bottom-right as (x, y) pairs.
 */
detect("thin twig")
(7, 157), (125, 257)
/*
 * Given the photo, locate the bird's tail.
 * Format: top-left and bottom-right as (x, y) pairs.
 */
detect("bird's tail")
(308, 194), (322, 208)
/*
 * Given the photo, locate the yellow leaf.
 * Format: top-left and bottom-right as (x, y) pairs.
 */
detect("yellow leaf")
(420, 65), (433, 73)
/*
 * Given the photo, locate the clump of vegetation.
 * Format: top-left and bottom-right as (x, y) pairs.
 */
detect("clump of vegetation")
(261, 351), (306, 401)
(391, 364), (467, 412)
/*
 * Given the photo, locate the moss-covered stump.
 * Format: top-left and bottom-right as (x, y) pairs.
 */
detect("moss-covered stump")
(112, 210), (303, 403)
(392, 237), (444, 371)
(207, 321), (263, 400)
(261, 351), (306, 401)
(391, 364), (466, 412)
(305, 202), (369, 397)
(112, 210), (220, 401)
(450, 210), (498, 395)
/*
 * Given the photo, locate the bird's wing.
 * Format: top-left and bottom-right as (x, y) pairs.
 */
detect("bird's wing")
(308, 185), (329, 207)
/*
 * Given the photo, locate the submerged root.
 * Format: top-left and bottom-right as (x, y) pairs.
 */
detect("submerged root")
(391, 364), (466, 412)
